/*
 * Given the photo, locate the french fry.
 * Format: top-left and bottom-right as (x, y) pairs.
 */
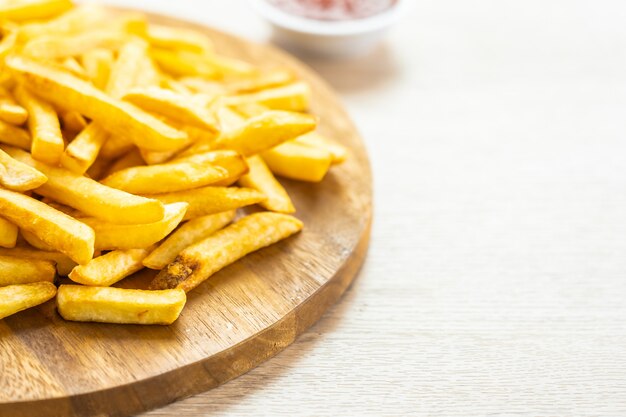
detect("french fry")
(174, 150), (249, 186)
(80, 48), (114, 90)
(56, 285), (186, 325)
(294, 131), (349, 165)
(145, 24), (212, 53)
(262, 141), (332, 182)
(0, 282), (57, 320)
(60, 122), (109, 174)
(17, 4), (110, 41)
(98, 133), (134, 160)
(106, 38), (150, 98)
(60, 57), (87, 78)
(150, 48), (219, 78)
(238, 155), (295, 213)
(0, 217), (17, 248)
(0, 88), (28, 125)
(84, 154), (110, 180)
(20, 228), (55, 251)
(13, 84), (64, 164)
(69, 246), (153, 286)
(0, 0), (72, 23)
(60, 110), (87, 132)
(0, 119), (30, 149)
(5, 146), (166, 225)
(101, 159), (227, 194)
(123, 86), (219, 132)
(143, 210), (235, 270)
(150, 212), (302, 292)
(146, 186), (264, 220)
(106, 148), (144, 175)
(7, 55), (189, 152)
(80, 202), (187, 250)
(0, 22), (17, 61)
(0, 246), (76, 276)
(23, 29), (126, 60)
(0, 147), (47, 191)
(0, 188), (94, 264)
(0, 255), (55, 286)
(178, 76), (226, 96)
(226, 68), (295, 93)
(214, 110), (317, 157)
(224, 82), (310, 112)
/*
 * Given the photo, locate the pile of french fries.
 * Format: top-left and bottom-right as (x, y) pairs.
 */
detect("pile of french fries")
(0, 0), (347, 325)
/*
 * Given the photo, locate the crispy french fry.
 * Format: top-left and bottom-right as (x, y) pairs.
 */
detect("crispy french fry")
(101, 159), (227, 194)
(0, 147), (46, 191)
(69, 247), (153, 286)
(262, 141), (332, 182)
(0, 217), (17, 248)
(20, 228), (55, 251)
(23, 29), (126, 60)
(203, 54), (256, 78)
(227, 68), (295, 93)
(0, 246), (75, 276)
(214, 110), (316, 157)
(98, 133), (134, 160)
(80, 48), (114, 90)
(5, 146), (166, 225)
(106, 148), (144, 175)
(0, 0), (72, 23)
(224, 82), (310, 112)
(143, 210), (235, 270)
(57, 285), (186, 325)
(0, 88), (28, 125)
(238, 155), (295, 213)
(0, 282), (57, 320)
(13, 84), (64, 164)
(178, 76), (226, 96)
(0, 188), (94, 264)
(294, 131), (349, 165)
(174, 150), (248, 186)
(150, 47), (219, 78)
(17, 4), (110, 41)
(80, 202), (187, 250)
(123, 86), (219, 132)
(0, 119), (31, 149)
(0, 255), (55, 286)
(145, 24), (212, 53)
(146, 186), (264, 220)
(60, 110), (87, 132)
(60, 122), (109, 174)
(150, 212), (302, 292)
(106, 38), (150, 98)
(7, 55), (189, 152)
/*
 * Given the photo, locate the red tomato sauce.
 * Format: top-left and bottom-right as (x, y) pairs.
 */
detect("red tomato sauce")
(268, 0), (397, 21)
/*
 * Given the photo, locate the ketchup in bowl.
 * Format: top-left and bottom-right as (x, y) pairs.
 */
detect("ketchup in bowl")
(267, 0), (397, 21)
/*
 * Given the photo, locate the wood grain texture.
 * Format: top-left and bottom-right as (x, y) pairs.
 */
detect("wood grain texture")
(0, 9), (372, 417)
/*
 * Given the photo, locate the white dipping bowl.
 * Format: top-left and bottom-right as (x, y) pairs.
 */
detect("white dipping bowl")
(249, 0), (407, 58)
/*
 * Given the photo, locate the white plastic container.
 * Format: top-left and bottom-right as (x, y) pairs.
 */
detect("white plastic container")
(249, 0), (407, 58)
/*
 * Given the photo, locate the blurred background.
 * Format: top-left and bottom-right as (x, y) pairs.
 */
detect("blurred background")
(99, 1), (626, 416)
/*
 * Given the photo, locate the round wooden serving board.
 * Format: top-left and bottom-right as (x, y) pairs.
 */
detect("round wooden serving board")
(0, 10), (372, 417)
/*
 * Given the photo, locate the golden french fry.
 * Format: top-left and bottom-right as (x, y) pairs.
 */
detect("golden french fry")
(7, 55), (189, 152)
(23, 29), (126, 60)
(17, 4), (111, 41)
(101, 159), (226, 194)
(238, 155), (295, 213)
(60, 110), (87, 133)
(57, 285), (186, 325)
(21, 228), (55, 251)
(174, 150), (249, 186)
(0, 88), (28, 125)
(98, 133), (134, 160)
(145, 24), (212, 53)
(0, 188), (94, 264)
(13, 84), (64, 164)
(80, 202), (187, 250)
(215, 110), (316, 157)
(0, 119), (31, 150)
(0, 0), (72, 23)
(224, 82), (310, 112)
(150, 48), (219, 78)
(294, 131), (348, 165)
(143, 210), (235, 270)
(262, 141), (332, 182)
(146, 186), (264, 220)
(123, 86), (219, 132)
(106, 38), (150, 98)
(178, 76), (226, 96)
(106, 148), (144, 175)
(0, 255), (55, 286)
(227, 68), (295, 93)
(0, 246), (76, 276)
(0, 282), (57, 320)
(0, 147), (47, 191)
(0, 217), (17, 248)
(5, 146), (166, 225)
(60, 122), (109, 174)
(60, 57), (87, 78)
(150, 212), (302, 292)
(80, 48), (114, 90)
(69, 246), (153, 286)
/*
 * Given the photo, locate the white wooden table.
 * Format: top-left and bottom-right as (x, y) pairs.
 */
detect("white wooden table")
(103, 1), (626, 415)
